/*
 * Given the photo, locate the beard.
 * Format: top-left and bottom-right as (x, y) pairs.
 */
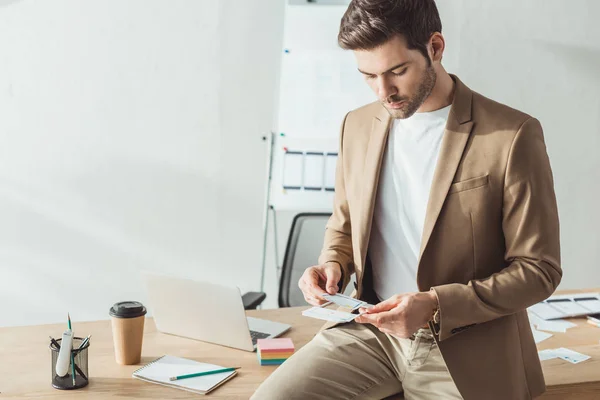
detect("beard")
(383, 65), (437, 119)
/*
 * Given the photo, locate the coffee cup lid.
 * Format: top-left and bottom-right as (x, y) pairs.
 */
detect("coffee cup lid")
(109, 301), (147, 319)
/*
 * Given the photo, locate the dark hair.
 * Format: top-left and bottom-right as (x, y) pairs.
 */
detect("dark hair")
(338, 0), (442, 62)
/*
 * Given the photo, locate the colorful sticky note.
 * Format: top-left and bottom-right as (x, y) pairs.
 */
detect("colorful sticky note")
(256, 338), (294, 353)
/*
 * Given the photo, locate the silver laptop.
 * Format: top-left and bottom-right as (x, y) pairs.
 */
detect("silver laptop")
(143, 272), (290, 352)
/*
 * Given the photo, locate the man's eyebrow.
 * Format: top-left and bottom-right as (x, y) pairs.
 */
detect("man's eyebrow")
(358, 61), (410, 76)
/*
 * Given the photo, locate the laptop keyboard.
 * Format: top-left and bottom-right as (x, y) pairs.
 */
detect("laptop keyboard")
(250, 330), (271, 346)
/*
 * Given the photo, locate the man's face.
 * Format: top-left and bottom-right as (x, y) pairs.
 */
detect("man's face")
(354, 35), (436, 119)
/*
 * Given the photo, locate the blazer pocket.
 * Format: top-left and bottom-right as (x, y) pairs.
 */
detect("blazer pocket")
(448, 174), (489, 195)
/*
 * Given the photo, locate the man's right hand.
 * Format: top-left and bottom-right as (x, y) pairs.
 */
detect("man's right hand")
(298, 262), (342, 306)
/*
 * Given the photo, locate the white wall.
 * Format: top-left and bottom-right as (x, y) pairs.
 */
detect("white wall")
(0, 0), (285, 327)
(2, 0), (598, 326)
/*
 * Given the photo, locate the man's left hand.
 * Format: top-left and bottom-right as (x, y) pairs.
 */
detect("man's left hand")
(355, 291), (438, 338)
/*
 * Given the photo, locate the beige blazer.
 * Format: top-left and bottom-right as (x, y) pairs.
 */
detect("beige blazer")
(318, 75), (562, 400)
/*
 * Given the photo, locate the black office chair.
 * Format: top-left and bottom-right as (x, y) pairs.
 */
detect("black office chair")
(242, 213), (330, 310)
(278, 212), (355, 307)
(242, 291), (266, 310)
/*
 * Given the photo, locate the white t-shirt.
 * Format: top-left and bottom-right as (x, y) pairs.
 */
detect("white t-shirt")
(369, 105), (451, 301)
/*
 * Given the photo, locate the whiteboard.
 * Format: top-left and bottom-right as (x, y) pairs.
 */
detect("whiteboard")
(271, 3), (375, 211)
(270, 135), (338, 211)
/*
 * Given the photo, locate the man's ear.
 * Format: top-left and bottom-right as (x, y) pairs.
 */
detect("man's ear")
(429, 32), (445, 63)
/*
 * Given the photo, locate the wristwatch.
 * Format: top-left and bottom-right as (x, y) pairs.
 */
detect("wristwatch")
(432, 306), (440, 324)
(429, 289), (441, 333)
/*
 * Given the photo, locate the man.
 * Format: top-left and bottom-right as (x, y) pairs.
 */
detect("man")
(252, 0), (561, 399)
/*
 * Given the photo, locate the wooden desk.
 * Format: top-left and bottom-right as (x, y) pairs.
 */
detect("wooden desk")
(1, 291), (599, 399)
(0, 307), (323, 399)
(535, 288), (600, 400)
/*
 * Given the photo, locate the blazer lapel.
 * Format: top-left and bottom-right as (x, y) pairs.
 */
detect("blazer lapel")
(357, 105), (392, 287)
(417, 76), (474, 286)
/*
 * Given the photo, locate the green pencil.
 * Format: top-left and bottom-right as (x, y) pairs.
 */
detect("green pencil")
(169, 367), (241, 381)
(68, 313), (76, 386)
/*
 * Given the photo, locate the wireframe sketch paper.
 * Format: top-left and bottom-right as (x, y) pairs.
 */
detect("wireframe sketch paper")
(282, 151), (304, 189)
(302, 307), (358, 323)
(303, 152), (325, 190)
(538, 348), (591, 364)
(528, 292), (600, 320)
(324, 153), (337, 191)
(530, 325), (553, 344)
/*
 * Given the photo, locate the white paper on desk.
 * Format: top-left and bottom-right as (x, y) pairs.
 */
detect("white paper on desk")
(528, 312), (576, 333)
(554, 348), (591, 364)
(574, 298), (600, 313)
(546, 299), (591, 316)
(528, 302), (566, 320)
(530, 324), (553, 344)
(530, 292), (600, 320)
(528, 312), (544, 326)
(551, 292), (600, 301)
(538, 349), (559, 361)
(302, 306), (358, 323)
(535, 319), (577, 333)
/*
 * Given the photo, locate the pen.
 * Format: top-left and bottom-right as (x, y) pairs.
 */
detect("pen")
(74, 364), (87, 381)
(49, 336), (61, 350)
(77, 335), (91, 350)
(169, 367), (241, 381)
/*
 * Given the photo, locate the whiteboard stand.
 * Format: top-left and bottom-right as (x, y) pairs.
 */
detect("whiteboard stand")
(259, 132), (281, 297)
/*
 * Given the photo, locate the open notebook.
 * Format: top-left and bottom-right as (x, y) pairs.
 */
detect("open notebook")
(132, 355), (237, 395)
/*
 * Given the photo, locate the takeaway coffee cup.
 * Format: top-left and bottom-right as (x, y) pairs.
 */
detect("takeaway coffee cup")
(109, 301), (147, 365)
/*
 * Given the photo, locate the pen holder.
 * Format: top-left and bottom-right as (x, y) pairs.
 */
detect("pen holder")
(49, 337), (90, 390)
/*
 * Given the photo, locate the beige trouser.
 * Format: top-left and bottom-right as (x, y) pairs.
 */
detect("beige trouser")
(251, 322), (462, 400)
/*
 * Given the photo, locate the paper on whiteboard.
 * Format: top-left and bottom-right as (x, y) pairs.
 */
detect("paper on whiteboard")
(303, 152), (325, 190)
(282, 152), (303, 189)
(268, 136), (338, 211)
(324, 153), (337, 191)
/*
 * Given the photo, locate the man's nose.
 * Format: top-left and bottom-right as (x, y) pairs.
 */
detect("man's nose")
(377, 76), (397, 101)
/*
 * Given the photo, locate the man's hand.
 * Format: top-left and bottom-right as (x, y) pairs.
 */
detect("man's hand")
(355, 291), (438, 338)
(298, 262), (342, 306)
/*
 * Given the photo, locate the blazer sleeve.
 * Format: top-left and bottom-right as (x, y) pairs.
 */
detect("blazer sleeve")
(431, 117), (562, 341)
(317, 112), (355, 292)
